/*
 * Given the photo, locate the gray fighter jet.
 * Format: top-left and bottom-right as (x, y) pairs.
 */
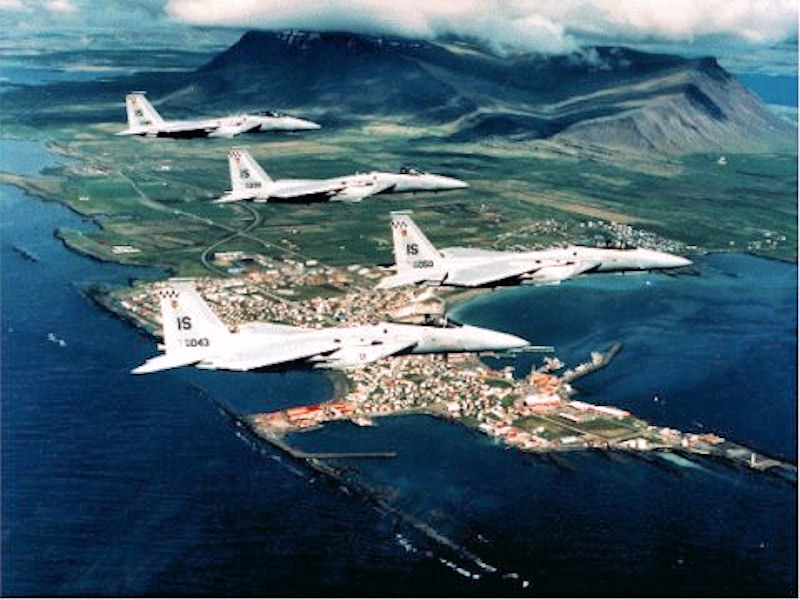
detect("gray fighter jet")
(215, 147), (469, 203)
(117, 92), (320, 139)
(131, 281), (531, 374)
(377, 212), (692, 289)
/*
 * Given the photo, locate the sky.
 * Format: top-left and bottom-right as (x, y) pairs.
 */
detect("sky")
(1, 0), (797, 71)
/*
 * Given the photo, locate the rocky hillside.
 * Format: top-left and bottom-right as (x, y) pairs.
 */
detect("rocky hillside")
(177, 30), (793, 153)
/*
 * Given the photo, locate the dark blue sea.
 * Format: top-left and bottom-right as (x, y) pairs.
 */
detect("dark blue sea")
(1, 145), (797, 596)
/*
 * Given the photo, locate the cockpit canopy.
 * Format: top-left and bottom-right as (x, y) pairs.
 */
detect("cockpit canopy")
(254, 110), (283, 117)
(399, 166), (424, 175)
(603, 238), (638, 250)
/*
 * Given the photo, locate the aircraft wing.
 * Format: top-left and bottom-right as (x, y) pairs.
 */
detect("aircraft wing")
(269, 180), (345, 200)
(445, 260), (545, 287)
(330, 180), (394, 202)
(197, 338), (340, 371)
(446, 259), (602, 287)
(525, 261), (601, 283)
(207, 119), (262, 138)
(158, 121), (218, 136)
(315, 338), (418, 368)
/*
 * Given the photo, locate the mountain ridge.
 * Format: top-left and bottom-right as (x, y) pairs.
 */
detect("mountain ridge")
(2, 29), (794, 154)
(179, 30), (794, 153)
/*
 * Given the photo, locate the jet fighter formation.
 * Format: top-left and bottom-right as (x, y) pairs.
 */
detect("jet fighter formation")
(117, 92), (320, 138)
(216, 147), (468, 203)
(116, 91), (692, 375)
(378, 212), (691, 289)
(132, 281), (531, 374)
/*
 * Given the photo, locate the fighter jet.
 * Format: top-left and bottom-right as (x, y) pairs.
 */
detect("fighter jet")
(377, 212), (692, 289)
(215, 147), (469, 203)
(117, 92), (320, 139)
(131, 281), (531, 374)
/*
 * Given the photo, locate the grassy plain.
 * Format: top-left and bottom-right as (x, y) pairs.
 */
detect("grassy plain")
(3, 113), (796, 277)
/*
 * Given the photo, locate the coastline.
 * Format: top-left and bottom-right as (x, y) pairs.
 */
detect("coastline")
(4, 140), (797, 478)
(242, 347), (797, 482)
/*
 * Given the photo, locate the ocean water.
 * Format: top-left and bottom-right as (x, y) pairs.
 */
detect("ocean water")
(0, 173), (797, 596)
(2, 152), (797, 595)
(0, 182), (410, 596)
(452, 258), (797, 460)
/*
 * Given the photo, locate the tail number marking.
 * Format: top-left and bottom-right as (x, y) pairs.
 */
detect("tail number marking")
(413, 260), (434, 268)
(183, 337), (210, 347)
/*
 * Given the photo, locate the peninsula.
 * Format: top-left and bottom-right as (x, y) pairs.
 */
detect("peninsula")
(89, 265), (797, 482)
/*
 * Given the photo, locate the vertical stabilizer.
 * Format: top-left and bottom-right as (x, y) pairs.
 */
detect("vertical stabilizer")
(132, 281), (232, 374)
(390, 212), (441, 273)
(159, 281), (231, 354)
(125, 92), (164, 129)
(228, 147), (272, 199)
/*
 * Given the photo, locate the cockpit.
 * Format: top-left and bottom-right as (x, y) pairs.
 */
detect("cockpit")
(604, 238), (637, 250)
(425, 315), (463, 328)
(399, 166), (424, 176)
(255, 110), (284, 117)
(386, 314), (462, 328)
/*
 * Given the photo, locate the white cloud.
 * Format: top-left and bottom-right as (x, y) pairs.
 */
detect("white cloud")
(45, 0), (77, 13)
(164, 0), (579, 53)
(0, 0), (77, 13)
(164, 0), (798, 53)
(1, 0), (796, 57)
(0, 0), (25, 10)
(548, 0), (798, 44)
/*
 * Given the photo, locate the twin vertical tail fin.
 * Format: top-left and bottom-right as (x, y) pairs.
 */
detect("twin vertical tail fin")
(125, 92), (164, 130)
(220, 147), (273, 202)
(132, 281), (231, 374)
(377, 212), (446, 289)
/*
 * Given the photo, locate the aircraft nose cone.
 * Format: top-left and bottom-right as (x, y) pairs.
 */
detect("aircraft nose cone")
(485, 329), (531, 351)
(653, 251), (692, 269)
(672, 255), (693, 268)
(434, 175), (469, 190)
(290, 117), (321, 130)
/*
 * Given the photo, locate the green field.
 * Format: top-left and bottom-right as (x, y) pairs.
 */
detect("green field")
(3, 113), (796, 277)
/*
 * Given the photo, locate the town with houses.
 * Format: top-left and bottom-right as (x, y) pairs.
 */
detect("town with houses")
(96, 255), (796, 480)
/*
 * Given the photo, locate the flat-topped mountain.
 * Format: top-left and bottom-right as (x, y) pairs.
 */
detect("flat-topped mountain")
(7, 29), (794, 154)
(170, 30), (792, 153)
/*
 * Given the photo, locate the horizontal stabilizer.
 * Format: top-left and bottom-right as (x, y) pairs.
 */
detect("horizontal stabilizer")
(213, 192), (254, 204)
(131, 353), (201, 374)
(376, 269), (446, 289)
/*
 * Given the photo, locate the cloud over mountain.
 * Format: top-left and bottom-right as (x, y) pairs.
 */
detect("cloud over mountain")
(165, 0), (798, 54)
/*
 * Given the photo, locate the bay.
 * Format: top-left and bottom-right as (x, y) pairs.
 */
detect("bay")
(1, 141), (796, 596)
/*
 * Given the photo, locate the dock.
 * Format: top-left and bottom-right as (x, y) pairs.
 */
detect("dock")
(202, 391), (397, 460)
(562, 343), (621, 383)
